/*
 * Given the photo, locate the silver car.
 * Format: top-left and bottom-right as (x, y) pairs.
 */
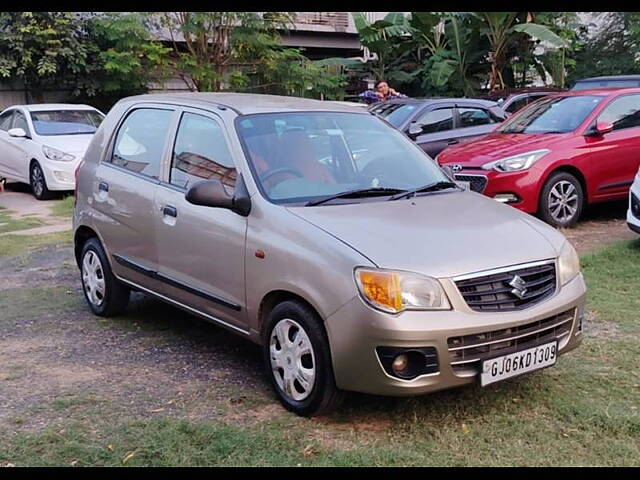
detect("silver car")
(73, 93), (586, 416)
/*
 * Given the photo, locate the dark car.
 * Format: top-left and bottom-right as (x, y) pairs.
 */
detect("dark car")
(369, 98), (507, 157)
(572, 75), (640, 91)
(479, 87), (564, 116)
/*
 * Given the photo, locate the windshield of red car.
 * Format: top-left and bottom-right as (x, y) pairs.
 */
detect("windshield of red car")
(498, 95), (603, 134)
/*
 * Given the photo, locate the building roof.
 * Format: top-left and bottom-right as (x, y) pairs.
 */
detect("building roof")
(120, 92), (371, 115)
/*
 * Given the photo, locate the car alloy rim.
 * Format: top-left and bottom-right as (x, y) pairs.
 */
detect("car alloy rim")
(269, 318), (316, 402)
(31, 166), (43, 196)
(82, 250), (106, 307)
(548, 180), (578, 223)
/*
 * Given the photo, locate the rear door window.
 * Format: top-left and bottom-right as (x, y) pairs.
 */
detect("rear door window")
(110, 108), (173, 180)
(457, 107), (496, 127)
(414, 108), (454, 133)
(0, 110), (14, 131)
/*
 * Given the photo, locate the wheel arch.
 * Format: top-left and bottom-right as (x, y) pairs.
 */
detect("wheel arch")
(74, 225), (100, 268)
(257, 289), (326, 340)
(541, 165), (589, 203)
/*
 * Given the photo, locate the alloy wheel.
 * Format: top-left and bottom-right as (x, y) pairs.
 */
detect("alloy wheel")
(82, 250), (106, 307)
(269, 318), (316, 402)
(547, 180), (579, 224)
(31, 165), (44, 197)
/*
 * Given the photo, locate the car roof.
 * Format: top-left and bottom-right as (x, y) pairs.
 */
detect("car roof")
(575, 75), (640, 82)
(119, 92), (370, 115)
(6, 104), (99, 112)
(548, 87), (640, 97)
(372, 97), (500, 108)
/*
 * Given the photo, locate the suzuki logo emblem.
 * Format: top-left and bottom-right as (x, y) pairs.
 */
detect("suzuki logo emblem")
(451, 164), (463, 173)
(508, 275), (528, 299)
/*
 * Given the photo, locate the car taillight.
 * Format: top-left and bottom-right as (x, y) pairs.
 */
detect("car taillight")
(73, 161), (83, 208)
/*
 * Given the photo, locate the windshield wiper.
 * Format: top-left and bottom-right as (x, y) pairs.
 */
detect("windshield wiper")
(388, 181), (459, 201)
(306, 187), (407, 206)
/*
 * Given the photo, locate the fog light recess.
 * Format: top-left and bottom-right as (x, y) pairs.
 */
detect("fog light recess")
(376, 347), (439, 380)
(493, 193), (520, 204)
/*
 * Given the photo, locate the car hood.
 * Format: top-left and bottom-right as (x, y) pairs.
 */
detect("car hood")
(438, 132), (568, 168)
(35, 134), (94, 157)
(287, 191), (565, 278)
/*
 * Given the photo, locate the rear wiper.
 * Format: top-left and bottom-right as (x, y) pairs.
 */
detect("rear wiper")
(388, 181), (459, 201)
(306, 187), (407, 206)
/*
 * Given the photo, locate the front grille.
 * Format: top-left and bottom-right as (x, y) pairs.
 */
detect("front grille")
(448, 308), (575, 374)
(455, 174), (487, 193)
(632, 192), (640, 220)
(456, 261), (556, 312)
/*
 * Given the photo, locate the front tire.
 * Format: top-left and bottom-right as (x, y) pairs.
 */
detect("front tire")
(263, 300), (344, 416)
(30, 161), (53, 200)
(538, 172), (584, 228)
(80, 238), (130, 317)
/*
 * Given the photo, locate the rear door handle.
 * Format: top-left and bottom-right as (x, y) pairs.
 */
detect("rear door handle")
(162, 205), (177, 218)
(98, 181), (109, 192)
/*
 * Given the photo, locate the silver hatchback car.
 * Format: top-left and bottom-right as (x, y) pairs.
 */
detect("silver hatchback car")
(73, 93), (586, 416)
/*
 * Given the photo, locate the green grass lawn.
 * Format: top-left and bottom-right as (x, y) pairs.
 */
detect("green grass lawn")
(0, 207), (43, 234)
(1, 239), (639, 466)
(51, 195), (74, 219)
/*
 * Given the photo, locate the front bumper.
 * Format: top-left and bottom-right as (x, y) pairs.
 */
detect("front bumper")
(40, 156), (82, 191)
(326, 273), (586, 396)
(449, 167), (542, 213)
(627, 183), (640, 234)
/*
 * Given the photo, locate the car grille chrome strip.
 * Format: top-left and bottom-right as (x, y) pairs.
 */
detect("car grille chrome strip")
(455, 260), (557, 312)
(447, 308), (575, 371)
(454, 173), (488, 193)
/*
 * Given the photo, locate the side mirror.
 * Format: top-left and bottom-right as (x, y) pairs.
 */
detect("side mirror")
(408, 122), (423, 137)
(586, 120), (614, 137)
(185, 177), (251, 216)
(8, 127), (27, 138)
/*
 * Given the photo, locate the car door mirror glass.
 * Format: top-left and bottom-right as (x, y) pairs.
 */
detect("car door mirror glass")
(185, 178), (235, 209)
(408, 122), (422, 136)
(8, 127), (27, 138)
(595, 120), (614, 135)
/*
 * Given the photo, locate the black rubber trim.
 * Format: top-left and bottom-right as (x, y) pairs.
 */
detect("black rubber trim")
(598, 180), (634, 191)
(112, 254), (241, 311)
(628, 221), (640, 234)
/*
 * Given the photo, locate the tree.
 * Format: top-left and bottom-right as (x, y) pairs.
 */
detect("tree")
(0, 12), (90, 102)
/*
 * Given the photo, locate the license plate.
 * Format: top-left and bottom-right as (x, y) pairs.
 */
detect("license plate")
(456, 180), (471, 190)
(480, 341), (557, 387)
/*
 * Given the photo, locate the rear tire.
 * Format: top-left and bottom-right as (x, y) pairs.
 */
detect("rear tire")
(30, 161), (53, 200)
(263, 300), (344, 416)
(80, 238), (130, 317)
(538, 172), (584, 228)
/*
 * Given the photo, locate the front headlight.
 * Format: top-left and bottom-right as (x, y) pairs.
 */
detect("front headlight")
(558, 241), (581, 286)
(482, 149), (550, 172)
(354, 267), (451, 313)
(42, 145), (75, 162)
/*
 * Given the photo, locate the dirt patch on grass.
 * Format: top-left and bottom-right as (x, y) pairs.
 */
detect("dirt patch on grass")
(583, 311), (620, 339)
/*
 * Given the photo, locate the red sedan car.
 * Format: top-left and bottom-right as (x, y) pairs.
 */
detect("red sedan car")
(437, 88), (640, 227)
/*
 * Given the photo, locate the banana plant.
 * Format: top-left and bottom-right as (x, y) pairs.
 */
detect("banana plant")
(472, 12), (570, 90)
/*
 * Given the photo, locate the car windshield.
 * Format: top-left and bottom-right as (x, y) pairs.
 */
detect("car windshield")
(237, 112), (451, 205)
(498, 95), (603, 134)
(30, 110), (104, 136)
(370, 103), (419, 127)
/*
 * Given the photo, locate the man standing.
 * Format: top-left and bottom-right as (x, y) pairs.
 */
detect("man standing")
(359, 80), (407, 105)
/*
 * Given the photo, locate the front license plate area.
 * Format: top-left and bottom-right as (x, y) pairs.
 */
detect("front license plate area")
(480, 340), (558, 387)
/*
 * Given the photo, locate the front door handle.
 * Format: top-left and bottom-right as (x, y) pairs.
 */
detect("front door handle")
(98, 181), (109, 192)
(448, 139), (460, 145)
(162, 205), (177, 218)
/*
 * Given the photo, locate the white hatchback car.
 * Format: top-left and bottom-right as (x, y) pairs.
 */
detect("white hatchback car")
(0, 104), (105, 199)
(628, 167), (640, 234)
